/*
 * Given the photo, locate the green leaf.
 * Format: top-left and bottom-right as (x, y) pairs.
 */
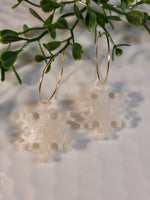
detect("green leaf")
(60, 1), (65, 13)
(0, 36), (25, 44)
(101, 3), (123, 15)
(85, 8), (96, 29)
(112, 45), (116, 61)
(0, 29), (18, 38)
(12, 0), (23, 8)
(115, 48), (123, 56)
(23, 24), (29, 31)
(72, 43), (83, 60)
(1, 51), (18, 70)
(47, 24), (56, 39)
(116, 44), (131, 47)
(29, 8), (44, 22)
(125, 10), (144, 26)
(55, 17), (68, 29)
(45, 63), (51, 73)
(34, 54), (45, 62)
(44, 14), (53, 26)
(12, 66), (22, 84)
(95, 12), (108, 27)
(40, 0), (60, 12)
(23, 24), (29, 36)
(74, 4), (84, 21)
(142, 0), (150, 4)
(107, 16), (121, 21)
(43, 41), (61, 52)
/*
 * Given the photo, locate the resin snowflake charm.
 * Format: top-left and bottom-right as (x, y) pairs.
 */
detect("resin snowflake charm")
(12, 104), (73, 162)
(71, 81), (131, 139)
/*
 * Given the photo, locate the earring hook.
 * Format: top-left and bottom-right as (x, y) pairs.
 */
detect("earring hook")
(39, 49), (67, 104)
(96, 31), (110, 84)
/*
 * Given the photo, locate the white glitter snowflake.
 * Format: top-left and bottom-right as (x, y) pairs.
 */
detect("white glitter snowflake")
(70, 81), (131, 139)
(13, 104), (73, 162)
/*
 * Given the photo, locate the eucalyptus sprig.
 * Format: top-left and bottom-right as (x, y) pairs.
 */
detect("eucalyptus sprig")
(0, 0), (150, 83)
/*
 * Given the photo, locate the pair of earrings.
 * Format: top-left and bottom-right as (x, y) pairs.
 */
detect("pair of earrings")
(13, 32), (130, 162)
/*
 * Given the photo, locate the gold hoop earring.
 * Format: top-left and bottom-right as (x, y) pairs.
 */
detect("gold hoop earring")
(96, 32), (110, 84)
(39, 50), (66, 104)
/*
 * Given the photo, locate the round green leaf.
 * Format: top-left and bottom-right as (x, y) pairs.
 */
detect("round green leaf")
(0, 36), (24, 44)
(55, 17), (68, 29)
(1, 51), (18, 70)
(40, 0), (59, 12)
(72, 43), (83, 60)
(47, 24), (56, 39)
(23, 24), (29, 36)
(23, 24), (29, 31)
(0, 29), (18, 38)
(34, 55), (45, 62)
(43, 41), (61, 52)
(115, 48), (123, 56)
(125, 10), (144, 26)
(44, 14), (53, 27)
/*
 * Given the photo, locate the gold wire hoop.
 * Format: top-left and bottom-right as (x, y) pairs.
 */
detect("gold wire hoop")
(39, 51), (66, 104)
(96, 32), (110, 84)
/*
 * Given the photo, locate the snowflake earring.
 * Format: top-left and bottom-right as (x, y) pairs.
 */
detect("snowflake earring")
(70, 32), (130, 140)
(12, 50), (74, 162)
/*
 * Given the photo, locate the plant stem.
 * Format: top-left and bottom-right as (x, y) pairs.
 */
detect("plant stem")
(103, 27), (115, 45)
(18, 31), (48, 53)
(71, 19), (79, 43)
(24, 0), (42, 8)
(61, 7), (86, 18)
(102, 7), (114, 29)
(29, 31), (48, 42)
(18, 27), (46, 35)
(12, 66), (22, 84)
(131, 0), (143, 8)
(38, 40), (47, 64)
(1, 68), (5, 81)
(62, 37), (72, 43)
(58, 41), (70, 54)
(95, 2), (124, 15)
(7, 43), (11, 51)
(19, 41), (30, 52)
